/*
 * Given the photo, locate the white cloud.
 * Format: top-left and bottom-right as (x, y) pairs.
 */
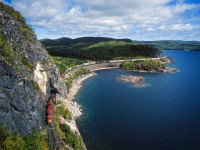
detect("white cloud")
(159, 24), (193, 31)
(8, 0), (200, 40)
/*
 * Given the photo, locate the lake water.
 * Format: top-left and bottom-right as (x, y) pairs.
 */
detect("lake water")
(76, 50), (200, 150)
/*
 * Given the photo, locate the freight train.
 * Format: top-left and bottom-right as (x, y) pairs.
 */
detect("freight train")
(46, 88), (58, 125)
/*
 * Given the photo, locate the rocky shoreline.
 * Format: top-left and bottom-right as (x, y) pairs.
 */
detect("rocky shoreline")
(131, 66), (178, 73)
(57, 73), (95, 150)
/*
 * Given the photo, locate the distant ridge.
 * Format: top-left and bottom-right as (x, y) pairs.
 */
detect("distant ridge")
(134, 40), (200, 50)
(40, 37), (132, 47)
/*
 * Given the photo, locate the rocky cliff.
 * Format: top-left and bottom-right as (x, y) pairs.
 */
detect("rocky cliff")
(0, 2), (67, 135)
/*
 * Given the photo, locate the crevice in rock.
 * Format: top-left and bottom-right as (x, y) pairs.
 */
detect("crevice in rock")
(10, 102), (19, 111)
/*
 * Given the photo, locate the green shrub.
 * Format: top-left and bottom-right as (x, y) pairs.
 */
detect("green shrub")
(2, 134), (25, 150)
(23, 130), (48, 150)
(60, 124), (83, 150)
(0, 125), (8, 147)
(121, 60), (165, 71)
(74, 68), (90, 78)
(0, 125), (49, 150)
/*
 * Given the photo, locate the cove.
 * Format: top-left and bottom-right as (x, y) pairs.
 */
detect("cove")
(76, 50), (200, 150)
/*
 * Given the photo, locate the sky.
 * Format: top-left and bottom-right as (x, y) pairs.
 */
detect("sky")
(1, 0), (200, 41)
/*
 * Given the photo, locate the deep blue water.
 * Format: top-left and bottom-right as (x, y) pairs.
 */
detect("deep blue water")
(76, 50), (200, 150)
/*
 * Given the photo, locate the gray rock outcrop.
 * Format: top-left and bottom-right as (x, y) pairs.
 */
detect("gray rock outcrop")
(0, 3), (67, 135)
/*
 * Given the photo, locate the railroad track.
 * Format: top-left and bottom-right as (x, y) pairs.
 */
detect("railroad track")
(47, 124), (61, 150)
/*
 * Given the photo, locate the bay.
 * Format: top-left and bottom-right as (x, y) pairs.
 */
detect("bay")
(76, 50), (200, 150)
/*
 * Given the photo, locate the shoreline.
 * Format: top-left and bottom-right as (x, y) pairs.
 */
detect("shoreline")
(60, 68), (118, 149)
(59, 72), (95, 150)
(67, 73), (95, 101)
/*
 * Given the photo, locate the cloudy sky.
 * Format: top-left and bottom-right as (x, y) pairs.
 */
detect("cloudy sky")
(1, 0), (200, 41)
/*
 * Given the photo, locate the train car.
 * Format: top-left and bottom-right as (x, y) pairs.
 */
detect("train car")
(109, 60), (118, 63)
(124, 59), (132, 62)
(89, 62), (96, 65)
(46, 96), (54, 125)
(65, 68), (72, 72)
(83, 63), (89, 66)
(117, 60), (125, 62)
(104, 60), (110, 63)
(47, 113), (53, 125)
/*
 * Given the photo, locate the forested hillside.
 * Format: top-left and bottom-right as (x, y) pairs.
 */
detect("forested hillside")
(135, 40), (200, 50)
(41, 38), (163, 61)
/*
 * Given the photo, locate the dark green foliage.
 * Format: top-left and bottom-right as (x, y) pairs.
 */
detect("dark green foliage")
(0, 125), (8, 147)
(135, 40), (200, 50)
(41, 37), (132, 47)
(60, 124), (83, 150)
(73, 68), (90, 78)
(41, 38), (161, 61)
(121, 61), (165, 71)
(23, 130), (48, 150)
(2, 134), (25, 150)
(0, 125), (49, 150)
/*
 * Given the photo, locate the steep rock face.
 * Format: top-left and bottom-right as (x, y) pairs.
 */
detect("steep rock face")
(0, 3), (67, 135)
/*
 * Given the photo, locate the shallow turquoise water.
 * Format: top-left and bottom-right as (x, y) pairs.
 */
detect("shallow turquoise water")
(76, 50), (200, 150)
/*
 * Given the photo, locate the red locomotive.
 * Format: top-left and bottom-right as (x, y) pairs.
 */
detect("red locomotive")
(46, 93), (55, 125)
(46, 84), (59, 125)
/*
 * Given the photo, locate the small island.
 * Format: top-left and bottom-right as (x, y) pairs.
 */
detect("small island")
(117, 75), (145, 86)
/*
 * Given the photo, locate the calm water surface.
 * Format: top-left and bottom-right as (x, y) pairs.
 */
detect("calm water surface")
(76, 50), (200, 150)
